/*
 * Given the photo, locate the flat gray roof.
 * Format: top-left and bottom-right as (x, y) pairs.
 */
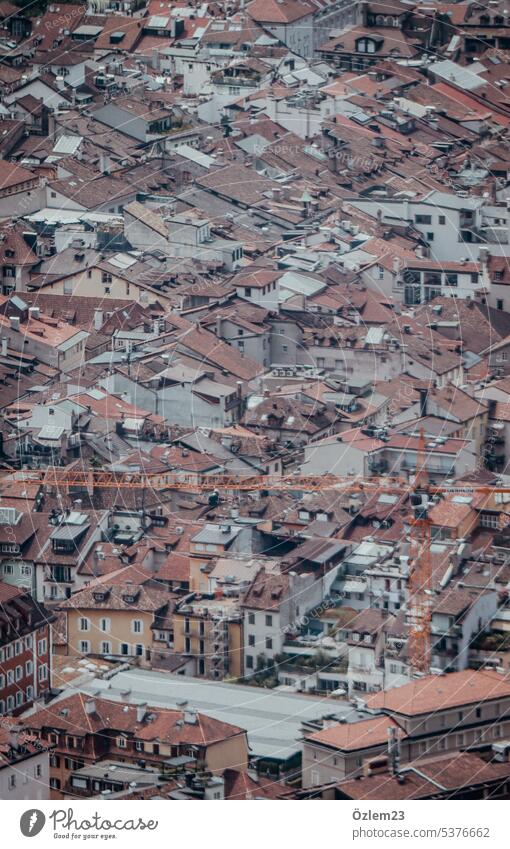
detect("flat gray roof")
(81, 668), (368, 762)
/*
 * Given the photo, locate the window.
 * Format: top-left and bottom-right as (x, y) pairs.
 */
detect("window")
(135, 644), (144, 656)
(481, 513), (500, 529)
(117, 736), (127, 748)
(356, 37), (376, 53)
(415, 214), (432, 224)
(79, 618), (89, 632)
(426, 232), (434, 242)
(38, 638), (47, 654)
(132, 619), (143, 634)
(102, 272), (112, 284)
(497, 299), (504, 310)
(101, 641), (111, 654)
(244, 287), (251, 297)
(248, 634), (255, 646)
(438, 215), (446, 225)
(265, 637), (273, 650)
(248, 613), (255, 625)
(8, 775), (16, 790)
(246, 654), (253, 669)
(265, 614), (273, 627)
(15, 665), (23, 681)
(26, 685), (33, 701)
(79, 641), (90, 653)
(16, 691), (23, 706)
(100, 618), (110, 632)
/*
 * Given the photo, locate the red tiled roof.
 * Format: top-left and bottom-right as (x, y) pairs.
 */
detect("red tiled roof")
(306, 716), (404, 752)
(365, 669), (510, 716)
(247, 0), (315, 24)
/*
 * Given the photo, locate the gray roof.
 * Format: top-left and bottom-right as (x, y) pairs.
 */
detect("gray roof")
(192, 523), (241, 545)
(59, 330), (89, 352)
(80, 669), (370, 761)
(50, 522), (90, 542)
(429, 60), (486, 91)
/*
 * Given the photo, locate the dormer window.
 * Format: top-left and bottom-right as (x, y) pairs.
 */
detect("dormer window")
(93, 592), (107, 603)
(356, 37), (378, 54)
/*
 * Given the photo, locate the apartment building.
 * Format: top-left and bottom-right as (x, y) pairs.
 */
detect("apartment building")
(173, 593), (243, 680)
(302, 669), (510, 787)
(25, 693), (249, 798)
(0, 583), (54, 717)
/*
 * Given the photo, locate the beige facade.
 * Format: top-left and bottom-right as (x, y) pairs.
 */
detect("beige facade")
(173, 607), (243, 680)
(303, 691), (510, 788)
(30, 266), (170, 306)
(65, 608), (156, 665)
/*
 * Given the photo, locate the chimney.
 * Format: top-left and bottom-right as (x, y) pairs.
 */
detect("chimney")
(136, 702), (148, 723)
(184, 709), (198, 725)
(99, 154), (111, 176)
(388, 726), (401, 777)
(418, 387), (428, 418)
(216, 315), (223, 337)
(1, 338), (7, 356)
(479, 247), (489, 267)
(29, 306), (40, 321)
(8, 725), (23, 752)
(85, 698), (97, 715)
(94, 308), (104, 331)
(9, 316), (20, 331)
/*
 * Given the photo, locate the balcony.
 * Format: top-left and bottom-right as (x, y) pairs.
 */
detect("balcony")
(431, 622), (463, 638)
(45, 570), (73, 584)
(212, 74), (260, 89)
